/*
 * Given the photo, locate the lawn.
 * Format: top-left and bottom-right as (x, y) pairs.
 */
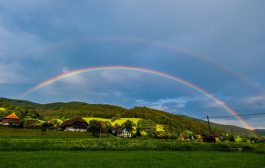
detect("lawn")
(0, 151), (264, 168)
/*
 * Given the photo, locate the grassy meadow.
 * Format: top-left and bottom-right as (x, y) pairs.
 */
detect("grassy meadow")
(0, 107), (6, 111)
(0, 127), (264, 167)
(0, 126), (94, 139)
(0, 151), (264, 168)
(0, 138), (265, 153)
(0, 126), (265, 153)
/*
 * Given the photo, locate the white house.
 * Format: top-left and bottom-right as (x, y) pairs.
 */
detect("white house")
(119, 128), (131, 138)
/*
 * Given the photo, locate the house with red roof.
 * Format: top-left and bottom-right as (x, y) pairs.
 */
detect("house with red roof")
(1, 113), (20, 126)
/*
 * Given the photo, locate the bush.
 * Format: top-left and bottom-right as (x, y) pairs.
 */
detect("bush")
(0, 139), (264, 153)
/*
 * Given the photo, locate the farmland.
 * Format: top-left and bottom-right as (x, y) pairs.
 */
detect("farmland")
(0, 98), (259, 137)
(0, 138), (265, 153)
(0, 98), (264, 167)
(0, 126), (94, 139)
(0, 128), (264, 168)
(0, 127), (264, 167)
(0, 151), (264, 168)
(83, 117), (142, 126)
(0, 107), (6, 111)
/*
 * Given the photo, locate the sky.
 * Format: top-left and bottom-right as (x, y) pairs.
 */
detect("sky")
(0, 0), (265, 129)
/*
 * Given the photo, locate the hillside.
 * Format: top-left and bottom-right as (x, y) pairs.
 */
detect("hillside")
(0, 97), (258, 137)
(255, 129), (265, 136)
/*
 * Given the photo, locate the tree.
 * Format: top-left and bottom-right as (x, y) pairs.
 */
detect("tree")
(137, 119), (156, 136)
(112, 123), (122, 136)
(50, 119), (63, 126)
(136, 128), (141, 137)
(101, 121), (112, 133)
(163, 125), (179, 139)
(23, 118), (42, 128)
(89, 120), (102, 136)
(111, 116), (119, 122)
(229, 135), (235, 142)
(41, 121), (53, 132)
(122, 120), (134, 132)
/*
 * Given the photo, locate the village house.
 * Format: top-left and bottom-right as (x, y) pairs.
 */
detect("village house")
(202, 134), (217, 142)
(112, 126), (122, 136)
(118, 128), (132, 138)
(1, 113), (20, 126)
(59, 117), (88, 132)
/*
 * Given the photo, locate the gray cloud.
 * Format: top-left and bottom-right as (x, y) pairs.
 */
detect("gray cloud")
(0, 62), (28, 84)
(0, 0), (265, 128)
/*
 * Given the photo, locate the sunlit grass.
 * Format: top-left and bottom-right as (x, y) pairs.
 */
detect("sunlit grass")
(156, 124), (165, 132)
(0, 107), (6, 111)
(112, 118), (141, 126)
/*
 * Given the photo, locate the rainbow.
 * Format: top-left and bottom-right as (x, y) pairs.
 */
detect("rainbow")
(20, 65), (254, 130)
(18, 37), (265, 94)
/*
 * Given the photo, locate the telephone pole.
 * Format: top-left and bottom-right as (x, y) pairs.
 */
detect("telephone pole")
(206, 116), (211, 133)
(100, 127), (102, 140)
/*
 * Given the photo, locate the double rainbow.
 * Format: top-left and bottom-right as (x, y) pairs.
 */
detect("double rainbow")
(19, 37), (265, 94)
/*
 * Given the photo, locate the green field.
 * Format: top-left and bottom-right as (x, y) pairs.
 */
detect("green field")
(0, 128), (264, 168)
(82, 117), (142, 126)
(0, 138), (265, 153)
(0, 151), (264, 168)
(0, 126), (94, 139)
(0, 127), (265, 152)
(0, 107), (6, 111)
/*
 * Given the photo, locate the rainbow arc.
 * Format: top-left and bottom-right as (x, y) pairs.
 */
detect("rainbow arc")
(20, 65), (255, 130)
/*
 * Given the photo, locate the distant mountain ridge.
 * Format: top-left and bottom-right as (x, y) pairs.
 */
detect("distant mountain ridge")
(0, 97), (260, 137)
(255, 129), (265, 135)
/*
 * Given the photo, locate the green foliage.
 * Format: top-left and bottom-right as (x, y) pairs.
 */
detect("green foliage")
(50, 119), (63, 126)
(23, 118), (45, 128)
(0, 98), (260, 137)
(89, 120), (102, 136)
(0, 107), (6, 111)
(112, 118), (141, 126)
(235, 136), (244, 143)
(42, 121), (54, 130)
(136, 128), (141, 137)
(101, 121), (112, 133)
(156, 125), (180, 139)
(137, 119), (156, 136)
(0, 137), (264, 154)
(111, 116), (120, 122)
(122, 120), (134, 132)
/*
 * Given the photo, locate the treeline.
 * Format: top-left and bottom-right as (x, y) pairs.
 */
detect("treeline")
(0, 98), (256, 136)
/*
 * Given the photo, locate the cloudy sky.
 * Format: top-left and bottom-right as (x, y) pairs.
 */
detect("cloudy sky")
(0, 0), (265, 129)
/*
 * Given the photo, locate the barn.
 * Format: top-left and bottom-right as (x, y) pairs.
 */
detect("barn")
(60, 117), (88, 132)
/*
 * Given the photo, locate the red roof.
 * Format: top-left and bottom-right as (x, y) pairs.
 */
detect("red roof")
(4, 113), (19, 119)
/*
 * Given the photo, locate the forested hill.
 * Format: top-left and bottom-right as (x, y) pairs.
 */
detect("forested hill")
(0, 97), (258, 136)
